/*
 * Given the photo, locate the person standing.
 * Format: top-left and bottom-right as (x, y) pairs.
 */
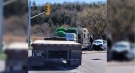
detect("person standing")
(90, 36), (93, 45)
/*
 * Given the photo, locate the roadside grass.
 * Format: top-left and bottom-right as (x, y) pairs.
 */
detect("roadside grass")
(29, 45), (33, 50)
(0, 51), (6, 60)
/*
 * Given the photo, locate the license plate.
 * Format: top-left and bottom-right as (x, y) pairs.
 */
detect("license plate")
(13, 65), (22, 71)
(36, 53), (41, 56)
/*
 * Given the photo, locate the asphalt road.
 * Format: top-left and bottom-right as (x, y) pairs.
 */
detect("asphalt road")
(107, 61), (135, 73)
(1, 50), (134, 73)
(28, 50), (106, 73)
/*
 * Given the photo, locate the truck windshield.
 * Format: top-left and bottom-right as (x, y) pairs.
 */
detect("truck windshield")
(66, 34), (74, 38)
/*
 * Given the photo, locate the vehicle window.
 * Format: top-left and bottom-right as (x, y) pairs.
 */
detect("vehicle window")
(94, 41), (102, 44)
(67, 34), (74, 38)
(114, 44), (127, 48)
(84, 34), (85, 38)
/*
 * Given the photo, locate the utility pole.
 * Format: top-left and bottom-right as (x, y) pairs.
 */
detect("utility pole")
(0, 0), (3, 53)
(28, 1), (31, 47)
(28, 2), (51, 47)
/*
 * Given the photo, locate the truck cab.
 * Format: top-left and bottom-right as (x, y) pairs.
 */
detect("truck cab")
(76, 28), (90, 49)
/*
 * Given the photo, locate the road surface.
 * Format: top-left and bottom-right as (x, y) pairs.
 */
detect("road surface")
(1, 50), (134, 73)
(107, 61), (135, 73)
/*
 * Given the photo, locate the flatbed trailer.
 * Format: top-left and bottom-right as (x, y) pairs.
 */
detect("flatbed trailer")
(30, 40), (82, 67)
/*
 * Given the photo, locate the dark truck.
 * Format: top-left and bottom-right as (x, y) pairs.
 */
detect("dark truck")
(30, 38), (82, 67)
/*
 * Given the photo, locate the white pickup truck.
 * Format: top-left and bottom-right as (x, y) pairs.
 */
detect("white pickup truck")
(30, 39), (82, 67)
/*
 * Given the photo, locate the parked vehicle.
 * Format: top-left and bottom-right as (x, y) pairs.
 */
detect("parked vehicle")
(5, 42), (28, 73)
(91, 39), (107, 51)
(110, 41), (135, 60)
(30, 38), (82, 67)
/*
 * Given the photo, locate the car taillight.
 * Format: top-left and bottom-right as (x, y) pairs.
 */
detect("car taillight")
(33, 50), (45, 56)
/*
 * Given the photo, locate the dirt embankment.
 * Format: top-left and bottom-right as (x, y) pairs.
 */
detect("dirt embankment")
(3, 35), (44, 44)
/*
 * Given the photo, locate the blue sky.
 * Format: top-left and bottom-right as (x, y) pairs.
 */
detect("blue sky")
(30, 0), (107, 4)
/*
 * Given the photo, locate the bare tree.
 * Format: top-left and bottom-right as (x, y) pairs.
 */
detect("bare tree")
(108, 0), (135, 42)
(77, 4), (107, 39)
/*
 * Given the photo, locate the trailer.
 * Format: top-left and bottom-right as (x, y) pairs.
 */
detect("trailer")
(30, 40), (82, 67)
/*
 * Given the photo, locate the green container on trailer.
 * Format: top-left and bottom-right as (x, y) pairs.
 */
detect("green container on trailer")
(56, 27), (67, 32)
(56, 31), (66, 37)
(67, 28), (77, 34)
